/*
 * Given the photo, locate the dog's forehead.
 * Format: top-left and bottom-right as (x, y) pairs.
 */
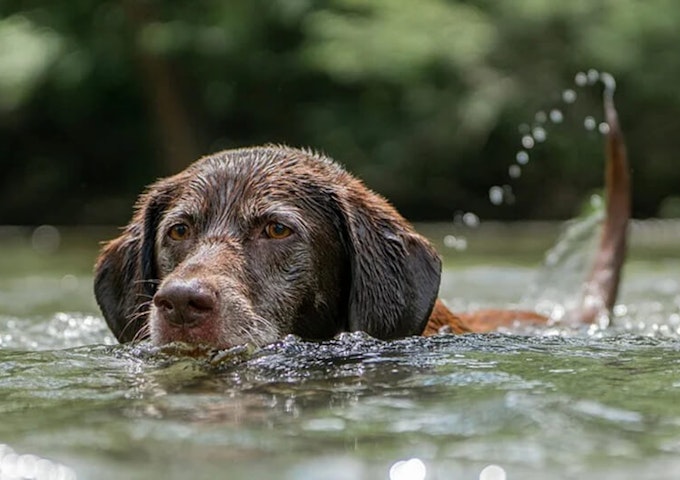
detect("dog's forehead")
(196, 146), (345, 191)
(173, 147), (348, 227)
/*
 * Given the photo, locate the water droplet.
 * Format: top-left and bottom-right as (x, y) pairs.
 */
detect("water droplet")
(462, 212), (480, 228)
(31, 225), (61, 254)
(532, 126), (547, 143)
(574, 71), (587, 87)
(550, 304), (566, 321)
(587, 68), (600, 84)
(489, 186), (504, 205)
(444, 235), (457, 248)
(389, 458), (427, 480)
(521, 135), (535, 149)
(480, 464), (507, 480)
(584, 116), (597, 130)
(549, 109), (563, 123)
(515, 150), (529, 165)
(534, 111), (547, 123)
(444, 235), (468, 251)
(518, 123), (531, 134)
(509, 165), (521, 178)
(598, 122), (610, 134)
(562, 89), (577, 104)
(590, 194), (603, 208)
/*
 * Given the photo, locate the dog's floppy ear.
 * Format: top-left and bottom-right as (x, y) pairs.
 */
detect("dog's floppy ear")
(335, 182), (442, 339)
(94, 180), (174, 342)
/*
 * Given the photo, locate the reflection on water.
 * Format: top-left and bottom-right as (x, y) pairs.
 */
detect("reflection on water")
(0, 443), (76, 480)
(0, 313), (115, 350)
(389, 457), (427, 480)
(0, 224), (680, 480)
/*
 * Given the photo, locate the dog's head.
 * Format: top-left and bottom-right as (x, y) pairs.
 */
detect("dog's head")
(94, 146), (441, 348)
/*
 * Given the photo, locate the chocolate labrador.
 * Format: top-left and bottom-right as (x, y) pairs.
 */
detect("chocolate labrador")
(94, 96), (629, 348)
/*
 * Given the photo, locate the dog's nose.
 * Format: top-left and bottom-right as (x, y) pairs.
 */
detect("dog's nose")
(153, 279), (218, 327)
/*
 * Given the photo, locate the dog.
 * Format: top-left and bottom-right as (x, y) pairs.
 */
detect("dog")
(94, 96), (628, 349)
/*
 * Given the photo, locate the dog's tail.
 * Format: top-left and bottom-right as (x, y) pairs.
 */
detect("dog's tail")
(576, 74), (630, 325)
(424, 76), (630, 335)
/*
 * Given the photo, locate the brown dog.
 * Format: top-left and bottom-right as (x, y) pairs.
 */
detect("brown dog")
(94, 96), (629, 348)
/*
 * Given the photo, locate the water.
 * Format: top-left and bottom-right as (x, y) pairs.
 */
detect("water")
(486, 69), (615, 211)
(1, 224), (680, 480)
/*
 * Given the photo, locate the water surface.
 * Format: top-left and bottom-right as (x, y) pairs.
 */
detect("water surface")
(1, 223), (679, 480)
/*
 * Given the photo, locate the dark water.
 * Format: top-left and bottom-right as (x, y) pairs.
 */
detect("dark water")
(1, 223), (680, 480)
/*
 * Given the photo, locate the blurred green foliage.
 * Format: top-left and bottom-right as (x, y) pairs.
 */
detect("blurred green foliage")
(0, 0), (678, 224)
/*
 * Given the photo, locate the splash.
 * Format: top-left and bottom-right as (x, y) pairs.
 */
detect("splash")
(496, 68), (616, 208)
(523, 69), (630, 331)
(449, 69), (617, 250)
(445, 69), (635, 334)
(520, 195), (604, 321)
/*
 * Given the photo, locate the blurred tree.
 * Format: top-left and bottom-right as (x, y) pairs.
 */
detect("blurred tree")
(0, 0), (678, 224)
(122, 0), (200, 174)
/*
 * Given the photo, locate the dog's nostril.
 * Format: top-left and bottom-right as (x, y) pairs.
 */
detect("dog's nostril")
(154, 297), (174, 312)
(153, 280), (217, 327)
(188, 292), (215, 312)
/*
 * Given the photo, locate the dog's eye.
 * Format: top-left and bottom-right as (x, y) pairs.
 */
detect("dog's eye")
(264, 222), (293, 239)
(167, 223), (191, 241)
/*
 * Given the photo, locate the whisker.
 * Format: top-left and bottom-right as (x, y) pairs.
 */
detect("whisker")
(132, 279), (161, 286)
(132, 279), (161, 297)
(118, 300), (152, 341)
(238, 323), (257, 346)
(127, 302), (152, 321)
(134, 292), (155, 301)
(131, 323), (151, 343)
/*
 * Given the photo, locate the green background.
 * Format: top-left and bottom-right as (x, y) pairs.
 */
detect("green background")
(1, 0), (678, 224)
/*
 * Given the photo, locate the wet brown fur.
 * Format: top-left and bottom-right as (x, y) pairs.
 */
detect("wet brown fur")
(95, 96), (629, 347)
(95, 146), (441, 348)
